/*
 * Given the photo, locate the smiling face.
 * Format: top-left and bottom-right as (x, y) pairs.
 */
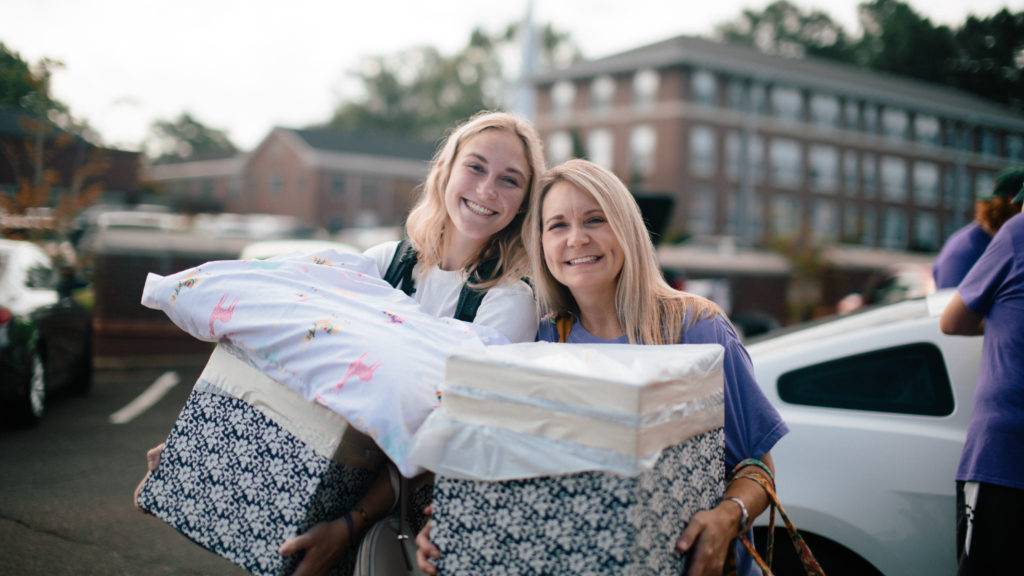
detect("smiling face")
(443, 129), (529, 253)
(540, 180), (625, 300)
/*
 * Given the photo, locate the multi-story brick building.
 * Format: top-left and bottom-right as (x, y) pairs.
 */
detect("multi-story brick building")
(532, 35), (1024, 252)
(146, 128), (435, 231)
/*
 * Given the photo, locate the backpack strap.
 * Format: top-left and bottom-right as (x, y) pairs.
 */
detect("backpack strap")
(383, 238), (418, 296)
(453, 256), (499, 323)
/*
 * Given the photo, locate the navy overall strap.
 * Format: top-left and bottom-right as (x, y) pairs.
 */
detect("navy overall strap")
(453, 256), (499, 323)
(383, 238), (494, 323)
(383, 238), (418, 296)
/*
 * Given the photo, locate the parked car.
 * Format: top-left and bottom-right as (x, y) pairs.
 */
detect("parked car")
(239, 239), (360, 260)
(745, 292), (980, 576)
(0, 239), (93, 426)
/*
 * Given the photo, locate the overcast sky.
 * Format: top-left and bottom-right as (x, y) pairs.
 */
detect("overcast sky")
(2, 0), (1017, 152)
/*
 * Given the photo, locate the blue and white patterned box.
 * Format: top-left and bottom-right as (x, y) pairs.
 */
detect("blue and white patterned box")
(137, 346), (383, 576)
(430, 427), (725, 576)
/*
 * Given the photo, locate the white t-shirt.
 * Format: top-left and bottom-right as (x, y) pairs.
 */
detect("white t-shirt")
(364, 240), (538, 344)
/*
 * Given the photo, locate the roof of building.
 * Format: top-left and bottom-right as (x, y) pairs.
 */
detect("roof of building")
(533, 35), (1024, 129)
(287, 128), (437, 161)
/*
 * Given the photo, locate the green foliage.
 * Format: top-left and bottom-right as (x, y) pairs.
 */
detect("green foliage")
(716, 0), (1024, 113)
(145, 112), (238, 163)
(323, 22), (579, 141)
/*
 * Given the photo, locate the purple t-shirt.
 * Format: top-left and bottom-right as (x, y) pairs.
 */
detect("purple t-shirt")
(957, 213), (1024, 489)
(537, 313), (789, 576)
(933, 222), (991, 289)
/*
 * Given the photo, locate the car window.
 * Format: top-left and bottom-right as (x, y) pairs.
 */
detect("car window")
(777, 343), (954, 416)
(25, 262), (57, 289)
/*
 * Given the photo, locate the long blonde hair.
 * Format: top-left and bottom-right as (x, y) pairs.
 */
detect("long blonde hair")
(405, 111), (545, 288)
(525, 159), (721, 344)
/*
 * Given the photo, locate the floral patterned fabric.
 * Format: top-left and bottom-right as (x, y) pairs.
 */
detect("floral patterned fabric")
(430, 428), (725, 575)
(137, 389), (376, 576)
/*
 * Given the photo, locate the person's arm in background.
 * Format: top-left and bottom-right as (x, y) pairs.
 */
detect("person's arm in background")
(940, 292), (984, 336)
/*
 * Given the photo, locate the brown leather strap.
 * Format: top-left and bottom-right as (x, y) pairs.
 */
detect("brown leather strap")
(555, 315), (573, 343)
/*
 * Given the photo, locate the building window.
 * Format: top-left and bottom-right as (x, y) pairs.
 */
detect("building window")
(691, 70), (717, 106)
(361, 178), (381, 207)
(881, 108), (909, 140)
(809, 145), (838, 193)
(1007, 134), (1024, 160)
(979, 129), (998, 156)
(772, 195), (802, 237)
(726, 79), (746, 110)
(750, 82), (768, 114)
(688, 184), (716, 236)
(551, 80), (576, 119)
(228, 177), (241, 198)
(914, 211), (940, 251)
(863, 104), (879, 134)
(913, 162), (939, 206)
(881, 156), (907, 202)
(843, 150), (859, 194)
(690, 125), (717, 178)
(975, 171), (995, 199)
(590, 75), (615, 113)
(547, 131), (572, 165)
(587, 128), (614, 170)
(726, 187), (762, 239)
(810, 94), (840, 127)
(843, 204), (860, 240)
(633, 69), (659, 109)
(331, 175), (346, 197)
(915, 115), (940, 146)
(769, 138), (802, 189)
(270, 175), (284, 196)
(629, 125), (657, 179)
(843, 100), (860, 130)
(201, 179), (214, 199)
(862, 153), (878, 198)
(726, 132), (764, 183)
(772, 86), (802, 122)
(882, 207), (907, 249)
(813, 199), (838, 242)
(862, 206), (877, 245)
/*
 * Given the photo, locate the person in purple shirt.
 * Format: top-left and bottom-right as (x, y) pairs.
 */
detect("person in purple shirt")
(933, 167), (1024, 288)
(416, 159), (789, 576)
(941, 185), (1024, 573)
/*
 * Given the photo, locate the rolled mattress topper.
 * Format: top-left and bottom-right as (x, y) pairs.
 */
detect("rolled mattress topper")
(408, 342), (725, 480)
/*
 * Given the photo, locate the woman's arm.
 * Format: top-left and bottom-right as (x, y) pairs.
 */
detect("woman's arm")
(676, 453), (776, 576)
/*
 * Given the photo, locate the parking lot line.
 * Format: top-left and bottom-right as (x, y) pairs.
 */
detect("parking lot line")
(109, 371), (180, 424)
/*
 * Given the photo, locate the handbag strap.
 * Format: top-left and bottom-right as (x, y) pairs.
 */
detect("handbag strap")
(731, 472), (827, 576)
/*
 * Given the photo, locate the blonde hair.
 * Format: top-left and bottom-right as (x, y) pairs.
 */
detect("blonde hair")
(405, 111), (545, 288)
(524, 159), (721, 344)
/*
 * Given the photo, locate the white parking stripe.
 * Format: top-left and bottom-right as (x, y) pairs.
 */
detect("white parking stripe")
(109, 371), (180, 424)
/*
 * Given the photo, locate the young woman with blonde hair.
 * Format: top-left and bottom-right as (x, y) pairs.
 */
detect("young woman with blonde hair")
(138, 111), (546, 576)
(416, 159), (787, 576)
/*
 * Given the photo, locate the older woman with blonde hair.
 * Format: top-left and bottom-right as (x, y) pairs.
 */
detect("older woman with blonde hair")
(415, 159), (788, 576)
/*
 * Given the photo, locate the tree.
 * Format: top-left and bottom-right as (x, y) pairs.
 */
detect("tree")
(0, 44), (106, 237)
(145, 112), (238, 163)
(854, 0), (957, 84)
(716, 1), (857, 62)
(324, 22), (579, 141)
(716, 1), (1024, 113)
(948, 9), (1024, 113)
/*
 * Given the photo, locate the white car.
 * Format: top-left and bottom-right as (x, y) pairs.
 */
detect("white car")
(747, 292), (981, 576)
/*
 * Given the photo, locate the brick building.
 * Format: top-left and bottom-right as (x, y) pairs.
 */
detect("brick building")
(146, 128), (435, 231)
(532, 35), (1024, 252)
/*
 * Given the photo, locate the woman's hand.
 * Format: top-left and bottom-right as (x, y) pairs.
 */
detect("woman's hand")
(675, 502), (742, 576)
(278, 519), (349, 576)
(415, 505), (440, 575)
(132, 442), (165, 510)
